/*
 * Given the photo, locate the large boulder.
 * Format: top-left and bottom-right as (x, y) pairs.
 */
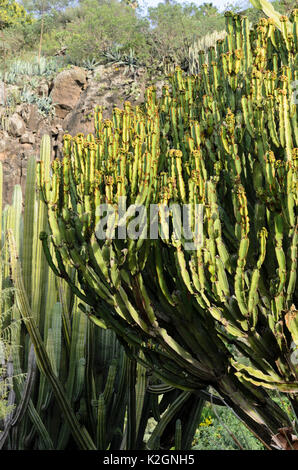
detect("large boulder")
(20, 132), (35, 144)
(0, 131), (11, 153)
(50, 66), (87, 119)
(8, 113), (26, 137)
(20, 104), (43, 133)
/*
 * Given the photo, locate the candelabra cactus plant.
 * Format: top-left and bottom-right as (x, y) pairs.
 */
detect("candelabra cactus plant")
(39, 11), (298, 448)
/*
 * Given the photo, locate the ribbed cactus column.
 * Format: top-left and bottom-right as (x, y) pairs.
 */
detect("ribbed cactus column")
(40, 10), (298, 448)
(0, 162), (2, 315)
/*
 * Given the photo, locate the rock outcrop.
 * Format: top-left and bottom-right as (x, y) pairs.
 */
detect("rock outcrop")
(0, 64), (164, 206)
(50, 66), (87, 119)
(63, 65), (147, 136)
(0, 131), (33, 205)
(8, 113), (26, 137)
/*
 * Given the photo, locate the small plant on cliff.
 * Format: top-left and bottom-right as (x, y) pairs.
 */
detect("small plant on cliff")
(82, 57), (100, 71)
(20, 86), (55, 117)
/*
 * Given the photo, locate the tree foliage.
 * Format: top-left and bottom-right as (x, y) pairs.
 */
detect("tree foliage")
(20, 0), (75, 16)
(1, 1), (296, 86)
(0, 0), (33, 29)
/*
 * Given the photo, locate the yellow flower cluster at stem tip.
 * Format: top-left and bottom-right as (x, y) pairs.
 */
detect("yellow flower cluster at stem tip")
(199, 416), (213, 427)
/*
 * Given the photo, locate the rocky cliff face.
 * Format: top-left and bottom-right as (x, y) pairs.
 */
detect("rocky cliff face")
(0, 63), (154, 205)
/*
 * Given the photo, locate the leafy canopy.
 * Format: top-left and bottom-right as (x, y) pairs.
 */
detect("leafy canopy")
(0, 0), (33, 29)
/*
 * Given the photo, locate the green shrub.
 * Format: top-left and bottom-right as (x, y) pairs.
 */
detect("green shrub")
(192, 405), (265, 450)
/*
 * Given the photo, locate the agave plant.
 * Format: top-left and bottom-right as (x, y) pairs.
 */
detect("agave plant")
(82, 58), (101, 71)
(103, 46), (140, 75)
(19, 87), (55, 118)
